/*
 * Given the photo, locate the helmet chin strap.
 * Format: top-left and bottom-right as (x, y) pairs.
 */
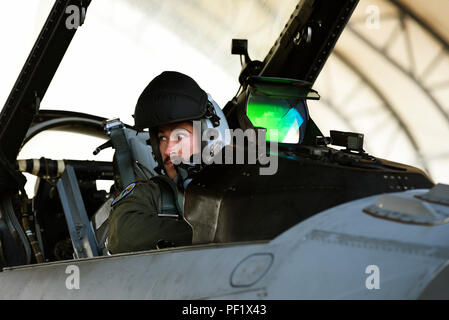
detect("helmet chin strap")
(172, 151), (207, 189)
(148, 128), (165, 175)
(174, 158), (200, 190)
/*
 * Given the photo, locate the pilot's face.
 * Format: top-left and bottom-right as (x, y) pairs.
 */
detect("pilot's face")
(158, 121), (200, 180)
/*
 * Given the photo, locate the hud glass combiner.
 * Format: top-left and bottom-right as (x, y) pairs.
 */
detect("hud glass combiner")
(245, 76), (319, 145)
(247, 93), (304, 144)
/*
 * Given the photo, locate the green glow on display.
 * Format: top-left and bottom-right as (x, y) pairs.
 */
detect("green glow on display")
(247, 97), (304, 143)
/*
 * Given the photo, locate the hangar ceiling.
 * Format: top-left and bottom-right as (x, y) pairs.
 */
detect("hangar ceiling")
(324, 0), (449, 184)
(1, 0), (448, 184)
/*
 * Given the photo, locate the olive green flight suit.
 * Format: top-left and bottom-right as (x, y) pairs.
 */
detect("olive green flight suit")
(107, 179), (193, 254)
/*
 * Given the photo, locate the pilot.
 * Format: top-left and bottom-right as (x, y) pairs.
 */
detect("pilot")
(107, 71), (229, 254)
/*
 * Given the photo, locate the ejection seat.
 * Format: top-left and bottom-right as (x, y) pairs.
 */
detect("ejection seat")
(89, 119), (159, 256)
(55, 118), (159, 259)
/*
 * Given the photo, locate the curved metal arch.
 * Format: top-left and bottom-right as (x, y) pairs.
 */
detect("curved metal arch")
(346, 2), (449, 126)
(391, 0), (449, 52)
(317, 96), (358, 134)
(315, 50), (430, 173)
(333, 51), (430, 172)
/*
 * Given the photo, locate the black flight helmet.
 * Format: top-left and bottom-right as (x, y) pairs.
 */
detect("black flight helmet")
(134, 71), (222, 173)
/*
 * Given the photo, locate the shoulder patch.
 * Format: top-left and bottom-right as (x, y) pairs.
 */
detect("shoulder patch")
(112, 182), (136, 206)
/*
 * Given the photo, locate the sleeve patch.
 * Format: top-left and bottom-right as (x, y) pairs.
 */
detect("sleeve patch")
(112, 182), (136, 206)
